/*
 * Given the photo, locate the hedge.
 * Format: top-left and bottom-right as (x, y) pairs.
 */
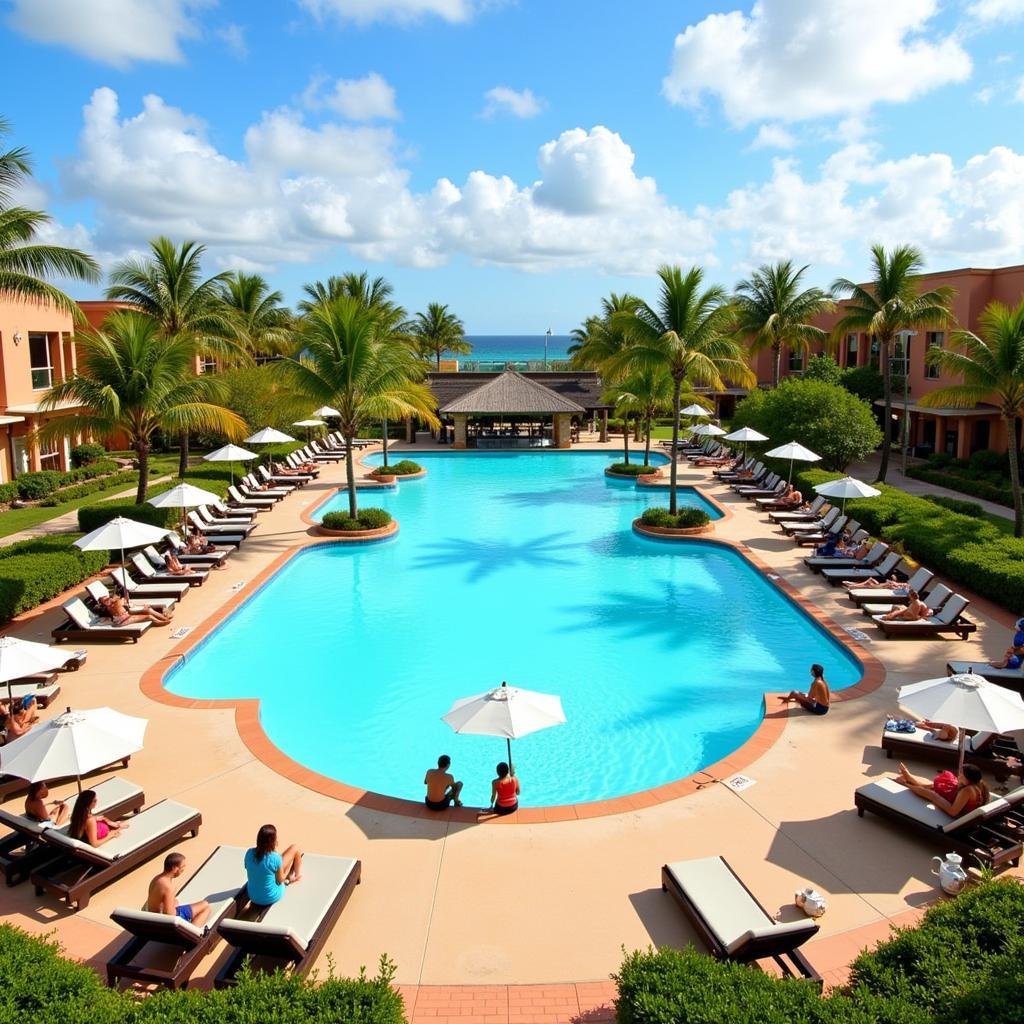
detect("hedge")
(640, 507), (710, 528)
(793, 468), (1024, 612)
(372, 460), (422, 476)
(0, 482), (16, 504)
(78, 501), (176, 533)
(38, 471), (138, 508)
(0, 925), (406, 1024)
(615, 879), (1024, 1024)
(907, 465), (1013, 508)
(0, 537), (109, 623)
(610, 462), (660, 476)
(322, 508), (393, 531)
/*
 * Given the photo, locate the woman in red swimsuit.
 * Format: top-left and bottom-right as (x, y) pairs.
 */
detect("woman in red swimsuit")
(894, 763), (989, 817)
(68, 789), (127, 847)
(487, 762), (520, 816)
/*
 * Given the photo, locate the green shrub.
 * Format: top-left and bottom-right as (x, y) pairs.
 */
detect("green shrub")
(372, 460), (423, 476)
(0, 482), (17, 505)
(0, 543), (110, 622)
(841, 364), (885, 402)
(928, 452), (954, 469)
(70, 442), (107, 467)
(78, 501), (175, 533)
(322, 508), (393, 531)
(610, 462), (660, 475)
(640, 507), (710, 529)
(15, 470), (64, 500)
(907, 465), (1013, 508)
(923, 494), (985, 518)
(803, 354), (844, 386)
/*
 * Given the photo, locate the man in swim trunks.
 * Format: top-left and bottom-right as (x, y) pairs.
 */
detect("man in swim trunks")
(780, 663), (831, 715)
(147, 852), (210, 927)
(424, 754), (463, 811)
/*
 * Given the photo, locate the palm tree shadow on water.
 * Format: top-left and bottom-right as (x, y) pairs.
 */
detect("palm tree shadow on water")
(412, 532), (583, 583)
(497, 484), (602, 509)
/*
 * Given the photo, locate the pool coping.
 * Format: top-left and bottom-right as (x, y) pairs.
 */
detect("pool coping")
(139, 457), (887, 826)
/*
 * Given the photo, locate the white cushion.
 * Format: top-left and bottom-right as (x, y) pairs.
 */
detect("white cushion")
(857, 777), (1008, 833)
(45, 799), (198, 862)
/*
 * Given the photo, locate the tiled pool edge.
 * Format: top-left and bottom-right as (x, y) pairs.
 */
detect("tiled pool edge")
(139, 478), (887, 826)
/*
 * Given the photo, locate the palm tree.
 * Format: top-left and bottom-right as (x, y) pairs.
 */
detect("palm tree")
(920, 299), (1024, 536)
(410, 302), (470, 369)
(106, 237), (240, 477)
(217, 271), (293, 360)
(611, 366), (675, 465)
(733, 260), (833, 389)
(38, 311), (245, 503)
(832, 244), (954, 483)
(0, 116), (99, 316)
(298, 271), (395, 315)
(615, 266), (755, 514)
(569, 294), (641, 371)
(283, 297), (439, 518)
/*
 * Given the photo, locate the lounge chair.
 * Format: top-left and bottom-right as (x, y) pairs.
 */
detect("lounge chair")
(195, 507), (256, 533)
(112, 567), (191, 602)
(804, 540), (888, 573)
(861, 583), (951, 619)
(31, 799), (202, 910)
(873, 594), (976, 640)
(130, 553), (207, 588)
(1, 679), (61, 708)
(792, 517), (855, 548)
(846, 567), (934, 606)
(768, 496), (826, 524)
(782, 507), (840, 536)
(51, 598), (152, 644)
(661, 856), (819, 978)
(878, 722), (1022, 773)
(227, 485), (275, 510)
(821, 551), (903, 585)
(946, 661), (1024, 696)
(87, 578), (177, 616)
(307, 443), (345, 463)
(256, 466), (299, 490)
(184, 513), (246, 548)
(0, 777), (144, 886)
(163, 534), (231, 566)
(215, 853), (361, 987)
(241, 474), (289, 498)
(854, 777), (1023, 868)
(107, 845), (248, 990)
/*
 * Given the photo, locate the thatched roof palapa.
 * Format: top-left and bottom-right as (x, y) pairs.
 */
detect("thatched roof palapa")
(438, 370), (587, 416)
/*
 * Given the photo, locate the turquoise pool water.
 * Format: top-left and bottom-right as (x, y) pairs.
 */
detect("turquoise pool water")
(166, 451), (861, 807)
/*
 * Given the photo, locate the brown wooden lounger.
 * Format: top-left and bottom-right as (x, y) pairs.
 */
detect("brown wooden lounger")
(51, 598), (153, 644)
(878, 724), (1022, 779)
(873, 595), (976, 640)
(31, 799), (202, 910)
(661, 856), (819, 979)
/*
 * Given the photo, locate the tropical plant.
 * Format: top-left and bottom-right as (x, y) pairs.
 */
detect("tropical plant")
(38, 311), (246, 502)
(614, 266), (755, 514)
(569, 293), (641, 372)
(832, 244), (954, 483)
(106, 237), (242, 476)
(298, 271), (395, 314)
(607, 365), (674, 465)
(217, 271), (293, 360)
(0, 116), (99, 316)
(409, 302), (470, 369)
(733, 260), (833, 389)
(920, 298), (1024, 536)
(282, 297), (439, 517)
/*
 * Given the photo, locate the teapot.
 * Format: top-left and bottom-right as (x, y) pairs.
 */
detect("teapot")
(931, 853), (967, 895)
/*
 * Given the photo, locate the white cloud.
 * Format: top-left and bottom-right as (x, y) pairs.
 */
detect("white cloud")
(749, 124), (796, 150)
(968, 0), (1024, 22)
(974, 86), (995, 103)
(482, 86), (545, 119)
(217, 24), (247, 59)
(663, 0), (971, 126)
(1015, 76), (1024, 101)
(6, 0), (201, 67)
(298, 0), (477, 25)
(303, 73), (400, 121)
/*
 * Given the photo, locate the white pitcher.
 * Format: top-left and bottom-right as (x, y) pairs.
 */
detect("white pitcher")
(931, 853), (967, 895)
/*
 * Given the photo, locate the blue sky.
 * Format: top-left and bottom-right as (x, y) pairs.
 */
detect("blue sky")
(3, 0), (1024, 331)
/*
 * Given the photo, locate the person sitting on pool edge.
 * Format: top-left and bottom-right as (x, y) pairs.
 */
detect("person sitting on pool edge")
(424, 754), (463, 810)
(780, 664), (831, 715)
(479, 762), (520, 818)
(147, 852), (211, 928)
(244, 824), (302, 906)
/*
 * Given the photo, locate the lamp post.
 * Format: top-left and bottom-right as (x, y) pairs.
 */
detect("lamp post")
(897, 329), (917, 477)
(544, 327), (552, 370)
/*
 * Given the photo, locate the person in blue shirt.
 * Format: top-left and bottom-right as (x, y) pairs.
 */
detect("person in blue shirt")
(990, 644), (1024, 671)
(243, 824), (303, 906)
(1012, 618), (1024, 649)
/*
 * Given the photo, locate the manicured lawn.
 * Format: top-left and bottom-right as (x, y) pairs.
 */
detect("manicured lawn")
(0, 474), (144, 539)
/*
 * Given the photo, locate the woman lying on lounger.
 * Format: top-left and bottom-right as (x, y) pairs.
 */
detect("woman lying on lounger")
(881, 590), (929, 621)
(244, 824), (303, 907)
(842, 571), (904, 592)
(163, 552), (202, 579)
(98, 593), (173, 627)
(186, 528), (219, 555)
(893, 763), (989, 818)
(69, 789), (128, 846)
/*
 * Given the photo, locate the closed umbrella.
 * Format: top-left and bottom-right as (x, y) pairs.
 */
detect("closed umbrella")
(0, 636), (70, 706)
(764, 440), (821, 484)
(75, 516), (171, 572)
(442, 680), (566, 770)
(813, 476), (882, 514)
(0, 706), (147, 794)
(899, 672), (1024, 772)
(148, 483), (223, 535)
(245, 427), (295, 467)
(203, 443), (257, 486)
(724, 426), (768, 460)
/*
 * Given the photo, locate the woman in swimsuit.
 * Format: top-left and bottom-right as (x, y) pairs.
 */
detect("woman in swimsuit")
(98, 593), (173, 627)
(882, 589), (929, 621)
(24, 781), (68, 825)
(482, 762), (520, 817)
(893, 763), (989, 817)
(780, 664), (831, 716)
(187, 528), (217, 555)
(68, 789), (127, 846)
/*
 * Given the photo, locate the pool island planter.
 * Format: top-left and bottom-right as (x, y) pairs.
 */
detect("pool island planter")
(369, 467), (427, 484)
(605, 466), (662, 480)
(314, 519), (399, 542)
(632, 517), (715, 539)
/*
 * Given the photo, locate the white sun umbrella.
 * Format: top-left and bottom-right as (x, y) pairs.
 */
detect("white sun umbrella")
(0, 636), (71, 706)
(75, 516), (171, 572)
(764, 440), (821, 484)
(680, 403), (710, 418)
(724, 426), (769, 460)
(203, 442), (258, 485)
(0, 706), (147, 794)
(688, 423), (727, 437)
(312, 406), (340, 419)
(899, 672), (1024, 773)
(814, 476), (882, 514)
(148, 482), (223, 535)
(245, 427), (295, 467)
(442, 680), (566, 770)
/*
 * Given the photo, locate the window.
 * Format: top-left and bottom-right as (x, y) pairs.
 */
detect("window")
(787, 349), (804, 372)
(199, 357), (218, 375)
(844, 333), (858, 367)
(38, 437), (60, 465)
(925, 331), (944, 380)
(869, 334), (880, 369)
(29, 333), (53, 390)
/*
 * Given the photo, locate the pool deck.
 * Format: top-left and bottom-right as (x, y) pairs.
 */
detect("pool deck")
(1, 439), (1020, 1022)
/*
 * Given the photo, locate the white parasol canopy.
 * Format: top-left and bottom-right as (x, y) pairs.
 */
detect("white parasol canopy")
(203, 443), (258, 485)
(75, 516), (170, 570)
(245, 427), (294, 445)
(148, 483), (223, 532)
(724, 427), (768, 443)
(0, 636), (70, 705)
(442, 680), (566, 768)
(899, 672), (1024, 772)
(680, 403), (710, 417)
(312, 406), (341, 419)
(0, 706), (147, 793)
(292, 419), (326, 428)
(764, 440), (821, 483)
(814, 476), (882, 513)
(688, 423), (727, 437)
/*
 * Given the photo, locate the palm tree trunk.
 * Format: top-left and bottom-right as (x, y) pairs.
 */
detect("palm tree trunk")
(436, 350), (442, 371)
(670, 377), (682, 515)
(135, 441), (149, 505)
(382, 417), (389, 467)
(1007, 413), (1023, 538)
(876, 338), (892, 483)
(345, 431), (358, 519)
(643, 412), (652, 466)
(178, 431), (189, 478)
(622, 417), (630, 464)
(772, 341), (781, 389)
(634, 418), (642, 442)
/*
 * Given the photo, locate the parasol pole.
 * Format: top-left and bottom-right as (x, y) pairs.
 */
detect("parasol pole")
(501, 680), (513, 772)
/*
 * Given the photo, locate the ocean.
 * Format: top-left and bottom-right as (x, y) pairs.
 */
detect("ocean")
(454, 334), (573, 368)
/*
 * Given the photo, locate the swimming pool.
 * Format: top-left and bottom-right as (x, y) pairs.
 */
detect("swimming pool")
(166, 451), (861, 807)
